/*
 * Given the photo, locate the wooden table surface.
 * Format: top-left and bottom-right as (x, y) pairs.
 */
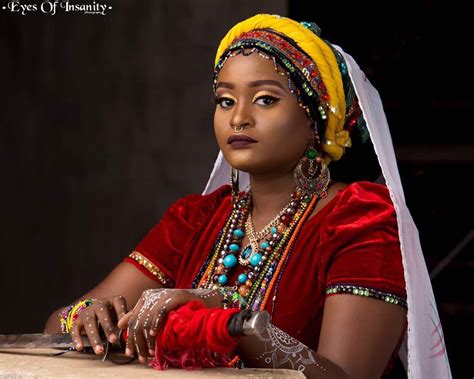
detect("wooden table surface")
(0, 349), (305, 378)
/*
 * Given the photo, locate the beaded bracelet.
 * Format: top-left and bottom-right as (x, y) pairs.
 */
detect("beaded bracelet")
(59, 299), (95, 333)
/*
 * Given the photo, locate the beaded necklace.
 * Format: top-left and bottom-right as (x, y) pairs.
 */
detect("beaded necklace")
(239, 200), (290, 266)
(194, 187), (321, 311)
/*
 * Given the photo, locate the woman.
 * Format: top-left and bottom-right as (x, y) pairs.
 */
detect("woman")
(45, 14), (451, 378)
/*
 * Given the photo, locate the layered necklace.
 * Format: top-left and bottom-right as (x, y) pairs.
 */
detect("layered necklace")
(194, 186), (322, 311)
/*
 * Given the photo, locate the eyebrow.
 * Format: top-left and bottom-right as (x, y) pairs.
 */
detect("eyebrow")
(216, 79), (287, 92)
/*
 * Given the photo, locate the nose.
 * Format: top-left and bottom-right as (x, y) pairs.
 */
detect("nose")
(229, 101), (253, 131)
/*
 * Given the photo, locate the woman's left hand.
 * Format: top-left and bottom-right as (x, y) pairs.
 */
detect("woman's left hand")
(117, 288), (223, 363)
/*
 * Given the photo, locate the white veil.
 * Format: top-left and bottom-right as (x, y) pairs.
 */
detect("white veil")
(202, 46), (452, 378)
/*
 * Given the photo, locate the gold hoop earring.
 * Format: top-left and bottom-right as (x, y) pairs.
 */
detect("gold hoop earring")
(231, 167), (240, 205)
(293, 146), (330, 198)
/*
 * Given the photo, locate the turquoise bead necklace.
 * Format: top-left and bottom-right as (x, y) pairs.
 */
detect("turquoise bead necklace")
(208, 187), (311, 308)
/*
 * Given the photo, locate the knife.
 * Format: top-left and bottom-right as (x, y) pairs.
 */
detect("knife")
(0, 328), (133, 364)
(0, 310), (270, 363)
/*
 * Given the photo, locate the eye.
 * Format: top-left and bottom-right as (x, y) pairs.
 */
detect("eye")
(215, 97), (235, 108)
(254, 95), (280, 106)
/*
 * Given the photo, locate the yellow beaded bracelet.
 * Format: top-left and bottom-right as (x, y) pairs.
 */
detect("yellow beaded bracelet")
(59, 299), (95, 333)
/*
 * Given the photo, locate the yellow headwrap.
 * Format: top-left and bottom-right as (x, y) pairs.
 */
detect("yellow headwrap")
(214, 14), (352, 163)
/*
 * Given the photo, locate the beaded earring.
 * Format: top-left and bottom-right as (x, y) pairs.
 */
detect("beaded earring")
(231, 167), (240, 205)
(293, 145), (330, 198)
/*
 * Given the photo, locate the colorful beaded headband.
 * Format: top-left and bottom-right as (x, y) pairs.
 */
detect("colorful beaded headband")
(213, 29), (331, 128)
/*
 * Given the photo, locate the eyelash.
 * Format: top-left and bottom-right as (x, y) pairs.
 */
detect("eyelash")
(214, 95), (280, 108)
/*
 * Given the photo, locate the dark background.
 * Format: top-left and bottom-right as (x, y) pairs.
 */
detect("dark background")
(1, 1), (472, 377)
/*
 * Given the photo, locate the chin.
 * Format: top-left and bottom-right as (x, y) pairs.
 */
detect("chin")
(222, 148), (252, 167)
(222, 147), (284, 174)
(225, 158), (263, 175)
(226, 154), (297, 177)
(226, 159), (252, 172)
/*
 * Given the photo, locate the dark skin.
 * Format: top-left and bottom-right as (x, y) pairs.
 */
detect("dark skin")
(45, 51), (406, 378)
(44, 262), (163, 352)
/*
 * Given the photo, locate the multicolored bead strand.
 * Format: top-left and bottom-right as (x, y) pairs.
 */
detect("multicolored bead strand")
(260, 193), (319, 310)
(195, 186), (322, 312)
(230, 191), (306, 308)
(196, 195), (247, 289)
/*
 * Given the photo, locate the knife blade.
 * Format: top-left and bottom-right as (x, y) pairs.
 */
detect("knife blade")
(0, 331), (135, 365)
(0, 332), (93, 349)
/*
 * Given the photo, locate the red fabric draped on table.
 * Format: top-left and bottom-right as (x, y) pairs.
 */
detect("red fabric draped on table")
(125, 182), (407, 371)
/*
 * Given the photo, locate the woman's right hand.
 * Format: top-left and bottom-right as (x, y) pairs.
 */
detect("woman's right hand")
(69, 295), (128, 354)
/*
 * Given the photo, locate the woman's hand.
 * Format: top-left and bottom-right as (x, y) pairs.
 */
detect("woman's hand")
(70, 295), (128, 354)
(117, 288), (223, 363)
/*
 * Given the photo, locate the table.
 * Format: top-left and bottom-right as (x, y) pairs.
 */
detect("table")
(0, 349), (305, 378)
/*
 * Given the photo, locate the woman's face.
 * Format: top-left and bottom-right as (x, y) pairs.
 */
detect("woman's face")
(214, 51), (313, 176)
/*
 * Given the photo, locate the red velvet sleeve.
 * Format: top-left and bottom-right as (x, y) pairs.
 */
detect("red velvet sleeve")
(320, 182), (407, 305)
(124, 185), (230, 287)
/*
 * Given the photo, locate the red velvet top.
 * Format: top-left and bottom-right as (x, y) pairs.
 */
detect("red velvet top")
(125, 181), (407, 368)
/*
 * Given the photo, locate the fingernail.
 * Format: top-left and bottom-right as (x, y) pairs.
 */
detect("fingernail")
(125, 348), (131, 356)
(108, 334), (117, 343)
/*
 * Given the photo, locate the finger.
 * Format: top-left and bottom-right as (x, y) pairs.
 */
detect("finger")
(126, 316), (150, 363)
(113, 295), (128, 320)
(149, 296), (174, 336)
(125, 322), (133, 357)
(82, 310), (104, 355)
(132, 319), (149, 364)
(118, 295), (143, 330)
(70, 319), (85, 351)
(95, 300), (116, 343)
(117, 310), (133, 330)
(125, 316), (140, 358)
(142, 312), (155, 356)
(125, 308), (150, 362)
(122, 298), (144, 357)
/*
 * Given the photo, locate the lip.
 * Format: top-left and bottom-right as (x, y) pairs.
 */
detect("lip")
(227, 134), (257, 149)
